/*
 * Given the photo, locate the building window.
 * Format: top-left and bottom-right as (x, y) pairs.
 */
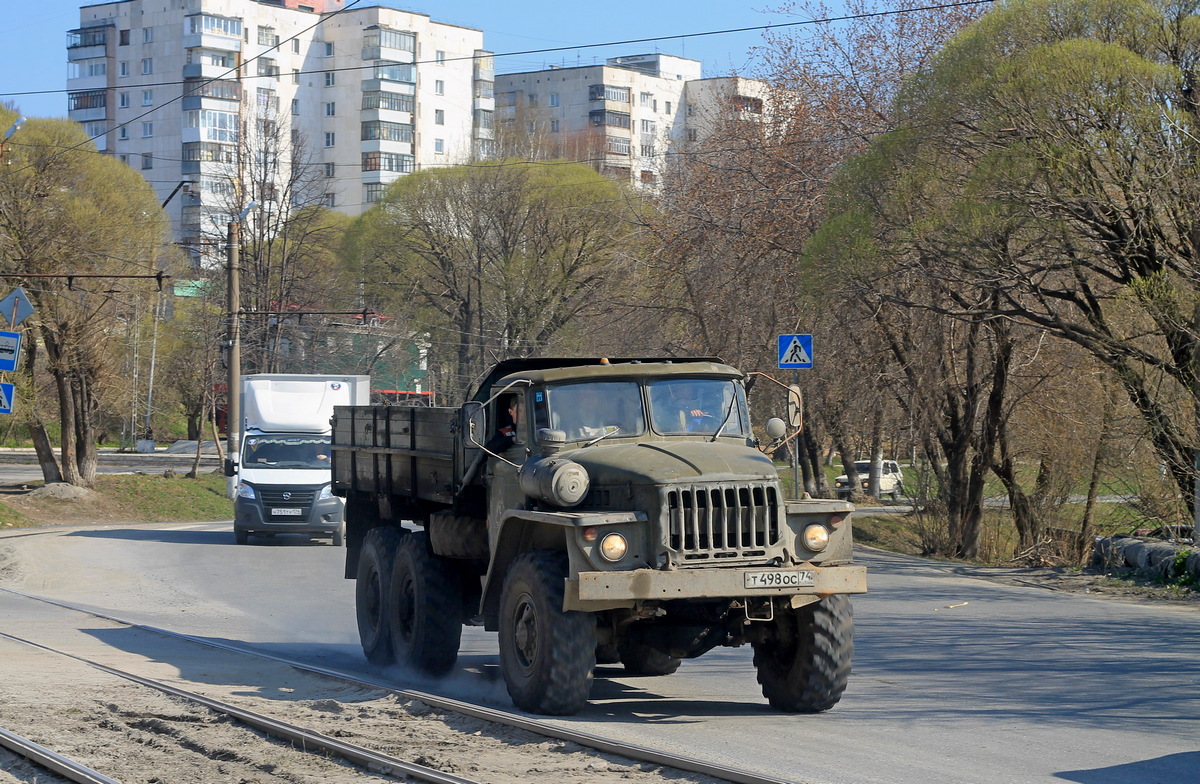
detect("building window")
(119, 29), (130, 46)
(374, 61), (415, 82)
(640, 119), (656, 133)
(257, 58), (278, 78)
(186, 110), (239, 142)
(257, 26), (277, 47)
(325, 71), (336, 87)
(434, 109), (444, 125)
(292, 68), (300, 84)
(435, 50), (446, 64)
(84, 121), (105, 138)
(362, 151), (414, 172)
(364, 183), (386, 204)
(142, 90), (153, 106)
(141, 58), (152, 75)
(188, 15), (242, 38)
(589, 84), (630, 103)
(605, 136), (630, 155)
(141, 153), (153, 170)
(362, 91), (414, 112)
(528, 94), (538, 107)
(640, 170), (655, 184)
(665, 101), (672, 114)
(322, 193), (335, 208)
(324, 42), (334, 57)
(324, 132), (336, 147)
(118, 92), (130, 108)
(687, 128), (698, 142)
(435, 79), (444, 95)
(119, 61), (129, 77)
(185, 78), (240, 100)
(118, 126), (128, 140)
(291, 98), (300, 115)
(550, 119), (559, 133)
(361, 121), (414, 142)
(142, 27), (153, 43)
(640, 92), (653, 107)
(292, 38), (300, 54)
(589, 110), (631, 129)
(641, 144), (655, 157)
(141, 122), (153, 137)
(434, 138), (444, 153)
(325, 162), (336, 178)
(549, 93), (559, 107)
(324, 102), (336, 117)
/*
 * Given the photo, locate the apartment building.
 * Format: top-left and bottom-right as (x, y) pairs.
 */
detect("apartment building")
(493, 54), (768, 189)
(67, 0), (493, 262)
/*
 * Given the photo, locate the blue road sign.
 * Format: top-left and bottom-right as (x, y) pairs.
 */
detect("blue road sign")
(0, 382), (13, 415)
(0, 331), (21, 372)
(778, 334), (813, 369)
(0, 287), (34, 328)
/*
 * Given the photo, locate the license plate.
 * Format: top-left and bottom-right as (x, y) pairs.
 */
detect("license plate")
(271, 507), (304, 516)
(744, 570), (814, 589)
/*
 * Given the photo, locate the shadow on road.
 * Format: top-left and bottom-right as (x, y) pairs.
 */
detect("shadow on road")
(1056, 752), (1200, 783)
(64, 527), (332, 547)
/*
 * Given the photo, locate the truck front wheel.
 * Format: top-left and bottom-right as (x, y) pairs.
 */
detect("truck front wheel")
(355, 527), (403, 666)
(389, 532), (464, 676)
(752, 595), (853, 713)
(499, 550), (595, 715)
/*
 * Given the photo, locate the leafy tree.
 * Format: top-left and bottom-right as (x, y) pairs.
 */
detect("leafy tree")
(0, 111), (170, 486)
(817, 0), (1200, 522)
(348, 161), (637, 400)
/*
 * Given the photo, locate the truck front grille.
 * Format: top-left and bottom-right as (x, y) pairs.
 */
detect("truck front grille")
(259, 488), (315, 512)
(665, 483), (780, 562)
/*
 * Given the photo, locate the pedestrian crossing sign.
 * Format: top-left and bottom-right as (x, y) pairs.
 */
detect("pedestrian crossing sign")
(0, 382), (13, 415)
(778, 334), (813, 369)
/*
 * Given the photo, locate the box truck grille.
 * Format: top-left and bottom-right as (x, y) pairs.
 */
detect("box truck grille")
(260, 489), (316, 510)
(666, 483), (780, 561)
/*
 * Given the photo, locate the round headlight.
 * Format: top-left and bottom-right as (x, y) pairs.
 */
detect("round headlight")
(802, 524), (829, 552)
(599, 533), (628, 562)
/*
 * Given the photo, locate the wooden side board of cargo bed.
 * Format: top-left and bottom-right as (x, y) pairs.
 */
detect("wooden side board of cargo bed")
(331, 405), (459, 506)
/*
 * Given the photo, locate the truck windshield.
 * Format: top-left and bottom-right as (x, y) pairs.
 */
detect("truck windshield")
(646, 378), (748, 436)
(533, 381), (645, 441)
(242, 435), (331, 469)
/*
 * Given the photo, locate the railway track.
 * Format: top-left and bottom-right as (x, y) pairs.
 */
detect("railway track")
(0, 583), (794, 784)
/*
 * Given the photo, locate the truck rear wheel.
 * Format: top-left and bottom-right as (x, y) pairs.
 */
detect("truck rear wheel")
(618, 637), (682, 676)
(752, 595), (853, 713)
(389, 531), (464, 676)
(355, 527), (403, 666)
(499, 550), (595, 715)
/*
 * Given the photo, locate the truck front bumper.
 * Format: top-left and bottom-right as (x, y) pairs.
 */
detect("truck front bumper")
(233, 495), (345, 537)
(565, 563), (867, 611)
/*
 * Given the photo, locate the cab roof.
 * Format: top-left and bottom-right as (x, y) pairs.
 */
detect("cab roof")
(473, 357), (739, 400)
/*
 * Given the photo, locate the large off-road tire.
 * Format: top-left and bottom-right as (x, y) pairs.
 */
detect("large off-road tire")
(618, 636), (682, 676)
(499, 550), (595, 715)
(427, 513), (489, 560)
(389, 531), (464, 676)
(752, 595), (853, 713)
(355, 527), (403, 666)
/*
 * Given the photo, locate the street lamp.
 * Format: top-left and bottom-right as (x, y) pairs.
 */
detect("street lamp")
(226, 200), (258, 497)
(0, 116), (26, 164)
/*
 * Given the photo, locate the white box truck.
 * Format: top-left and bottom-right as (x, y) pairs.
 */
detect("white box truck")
(230, 374), (369, 545)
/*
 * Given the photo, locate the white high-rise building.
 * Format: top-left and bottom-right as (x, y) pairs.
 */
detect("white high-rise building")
(67, 0), (493, 261)
(494, 54), (769, 189)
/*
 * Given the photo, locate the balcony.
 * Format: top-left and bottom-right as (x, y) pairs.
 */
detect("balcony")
(183, 62), (237, 80)
(182, 32), (241, 52)
(67, 26), (109, 61)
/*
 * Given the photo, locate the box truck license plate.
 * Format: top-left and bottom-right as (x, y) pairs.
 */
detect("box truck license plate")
(271, 508), (303, 516)
(744, 570), (814, 589)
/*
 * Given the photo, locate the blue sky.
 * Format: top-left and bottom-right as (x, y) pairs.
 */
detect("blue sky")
(0, 1), (805, 119)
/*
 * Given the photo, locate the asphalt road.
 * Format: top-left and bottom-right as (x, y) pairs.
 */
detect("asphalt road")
(1, 522), (1196, 784)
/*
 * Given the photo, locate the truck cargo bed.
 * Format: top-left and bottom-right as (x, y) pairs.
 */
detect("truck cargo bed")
(331, 406), (458, 505)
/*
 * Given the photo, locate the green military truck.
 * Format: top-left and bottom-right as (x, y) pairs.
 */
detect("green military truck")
(331, 357), (866, 715)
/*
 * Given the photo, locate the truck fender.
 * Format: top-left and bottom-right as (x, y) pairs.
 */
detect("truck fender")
(479, 509), (642, 628)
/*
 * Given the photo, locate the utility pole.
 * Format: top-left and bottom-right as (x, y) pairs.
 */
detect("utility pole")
(226, 218), (242, 498)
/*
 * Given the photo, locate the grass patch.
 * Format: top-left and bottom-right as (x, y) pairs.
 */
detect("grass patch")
(0, 470), (232, 528)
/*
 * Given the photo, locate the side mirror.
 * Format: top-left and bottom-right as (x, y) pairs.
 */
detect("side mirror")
(765, 418), (788, 440)
(461, 401), (486, 449)
(223, 458), (237, 477)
